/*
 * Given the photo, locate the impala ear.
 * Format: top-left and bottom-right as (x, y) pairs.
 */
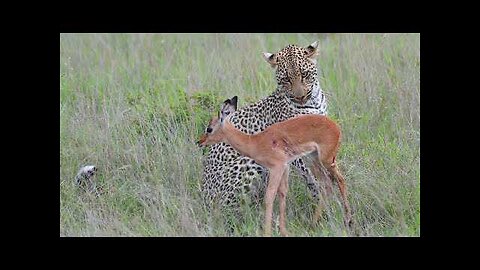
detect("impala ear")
(223, 96), (238, 111)
(263, 52), (277, 67)
(304, 41), (319, 58)
(223, 98), (230, 107)
(230, 96), (238, 110)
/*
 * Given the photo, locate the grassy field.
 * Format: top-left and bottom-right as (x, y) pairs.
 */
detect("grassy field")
(60, 33), (420, 237)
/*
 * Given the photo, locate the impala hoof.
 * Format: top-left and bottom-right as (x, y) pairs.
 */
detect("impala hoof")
(345, 218), (354, 229)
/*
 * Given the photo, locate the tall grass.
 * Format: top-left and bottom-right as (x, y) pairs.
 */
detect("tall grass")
(60, 33), (420, 236)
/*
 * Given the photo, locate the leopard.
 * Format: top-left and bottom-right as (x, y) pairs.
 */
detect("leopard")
(200, 41), (329, 221)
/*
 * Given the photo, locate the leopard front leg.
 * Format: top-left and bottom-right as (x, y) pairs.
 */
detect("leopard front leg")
(290, 158), (321, 200)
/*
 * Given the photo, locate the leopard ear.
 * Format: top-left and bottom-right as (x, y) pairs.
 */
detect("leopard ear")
(263, 52), (277, 67)
(304, 41), (319, 58)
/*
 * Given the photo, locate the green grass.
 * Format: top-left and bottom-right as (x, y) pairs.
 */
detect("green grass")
(60, 33), (420, 237)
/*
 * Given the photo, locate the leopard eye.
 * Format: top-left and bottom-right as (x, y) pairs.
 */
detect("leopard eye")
(225, 111), (230, 115)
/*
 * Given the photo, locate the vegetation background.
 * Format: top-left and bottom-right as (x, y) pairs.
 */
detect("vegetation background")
(60, 33), (420, 236)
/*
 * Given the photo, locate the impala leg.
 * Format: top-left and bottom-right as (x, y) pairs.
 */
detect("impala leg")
(328, 164), (353, 228)
(264, 166), (285, 237)
(310, 158), (333, 198)
(312, 159), (333, 224)
(278, 167), (290, 237)
(312, 170), (330, 223)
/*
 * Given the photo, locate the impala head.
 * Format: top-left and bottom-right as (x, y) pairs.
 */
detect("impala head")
(197, 96), (238, 147)
(263, 41), (319, 105)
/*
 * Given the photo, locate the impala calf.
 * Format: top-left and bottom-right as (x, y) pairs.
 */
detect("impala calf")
(198, 96), (352, 236)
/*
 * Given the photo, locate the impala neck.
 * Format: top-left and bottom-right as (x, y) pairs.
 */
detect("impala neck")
(222, 121), (259, 159)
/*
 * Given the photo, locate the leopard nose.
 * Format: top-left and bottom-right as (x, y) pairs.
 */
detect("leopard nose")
(294, 96), (303, 103)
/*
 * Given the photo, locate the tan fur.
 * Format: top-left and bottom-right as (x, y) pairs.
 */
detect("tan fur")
(199, 113), (352, 236)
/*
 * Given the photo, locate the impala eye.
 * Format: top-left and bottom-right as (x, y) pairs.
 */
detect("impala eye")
(206, 127), (213, 133)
